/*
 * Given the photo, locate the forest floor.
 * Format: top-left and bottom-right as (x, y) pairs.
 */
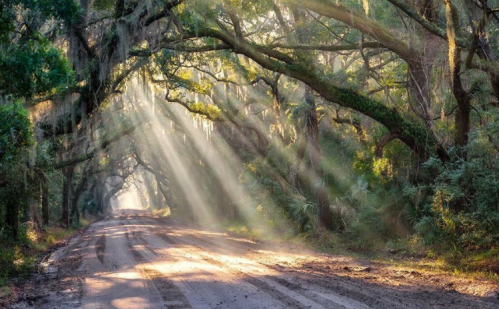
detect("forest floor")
(0, 218), (97, 307)
(4, 209), (499, 309)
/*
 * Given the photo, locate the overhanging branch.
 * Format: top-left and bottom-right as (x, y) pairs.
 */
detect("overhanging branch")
(55, 120), (145, 169)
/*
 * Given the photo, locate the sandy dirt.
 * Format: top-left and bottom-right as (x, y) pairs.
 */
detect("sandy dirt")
(7, 209), (499, 309)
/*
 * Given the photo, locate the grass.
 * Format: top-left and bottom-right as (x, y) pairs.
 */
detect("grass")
(221, 221), (263, 239)
(30, 226), (75, 251)
(440, 248), (499, 281)
(316, 231), (499, 283)
(216, 219), (499, 284)
(0, 286), (13, 302)
(371, 251), (499, 284)
(168, 207), (499, 285)
(152, 208), (172, 217)
(0, 216), (97, 288)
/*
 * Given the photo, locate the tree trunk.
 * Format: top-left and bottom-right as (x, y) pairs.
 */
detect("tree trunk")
(42, 179), (49, 225)
(463, 1), (499, 98)
(444, 0), (471, 149)
(304, 86), (336, 230)
(288, 125), (308, 189)
(103, 186), (123, 209)
(155, 176), (164, 209)
(70, 170), (89, 225)
(145, 173), (157, 208)
(70, 191), (81, 225)
(29, 198), (40, 227)
(61, 165), (75, 228)
(455, 99), (471, 148)
(5, 197), (19, 240)
(92, 177), (106, 214)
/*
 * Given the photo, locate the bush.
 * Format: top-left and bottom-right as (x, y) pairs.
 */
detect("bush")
(405, 135), (499, 251)
(287, 198), (317, 232)
(0, 245), (35, 285)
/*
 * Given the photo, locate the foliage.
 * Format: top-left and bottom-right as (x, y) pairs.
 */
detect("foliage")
(0, 0), (76, 246)
(0, 37), (73, 99)
(405, 132), (499, 251)
(0, 0), (77, 99)
(0, 245), (35, 285)
(287, 198), (318, 232)
(0, 102), (32, 162)
(4, 0), (499, 282)
(1, 0), (80, 25)
(0, 220), (93, 286)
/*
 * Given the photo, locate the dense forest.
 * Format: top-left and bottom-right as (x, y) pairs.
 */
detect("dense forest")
(1, 0), (499, 286)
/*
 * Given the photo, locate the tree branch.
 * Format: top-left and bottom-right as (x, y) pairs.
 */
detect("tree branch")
(268, 42), (386, 51)
(375, 132), (400, 157)
(55, 120), (145, 169)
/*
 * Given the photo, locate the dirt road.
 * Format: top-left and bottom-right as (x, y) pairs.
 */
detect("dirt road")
(10, 210), (499, 309)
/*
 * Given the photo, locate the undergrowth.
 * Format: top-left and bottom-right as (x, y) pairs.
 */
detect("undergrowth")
(0, 217), (95, 287)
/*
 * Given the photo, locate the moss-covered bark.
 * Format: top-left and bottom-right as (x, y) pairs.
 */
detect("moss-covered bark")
(200, 28), (436, 159)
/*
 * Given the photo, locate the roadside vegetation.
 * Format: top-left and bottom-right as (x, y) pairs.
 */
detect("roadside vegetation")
(1, 0), (499, 292)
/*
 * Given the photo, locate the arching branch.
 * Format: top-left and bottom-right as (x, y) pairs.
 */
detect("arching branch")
(191, 27), (436, 158)
(375, 132), (400, 157)
(55, 120), (145, 169)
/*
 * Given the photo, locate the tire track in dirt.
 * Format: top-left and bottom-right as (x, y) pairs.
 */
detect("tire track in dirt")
(146, 216), (378, 308)
(124, 227), (192, 309)
(192, 229), (494, 309)
(153, 231), (355, 309)
(281, 261), (496, 309)
(124, 215), (499, 309)
(264, 266), (409, 309)
(18, 212), (497, 309)
(150, 218), (498, 309)
(150, 223), (377, 308)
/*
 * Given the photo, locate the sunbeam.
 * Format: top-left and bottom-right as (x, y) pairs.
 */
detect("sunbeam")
(4, 1), (499, 308)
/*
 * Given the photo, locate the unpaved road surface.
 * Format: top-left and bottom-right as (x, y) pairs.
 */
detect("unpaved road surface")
(9, 210), (499, 309)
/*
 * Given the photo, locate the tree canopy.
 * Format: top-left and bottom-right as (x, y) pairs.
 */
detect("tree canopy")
(1, 0), (499, 280)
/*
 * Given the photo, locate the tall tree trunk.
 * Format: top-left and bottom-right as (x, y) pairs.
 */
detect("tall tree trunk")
(145, 173), (157, 209)
(42, 178), (49, 225)
(92, 177), (106, 214)
(71, 171), (89, 225)
(464, 1), (499, 98)
(155, 176), (164, 209)
(84, 182), (98, 217)
(288, 125), (308, 189)
(445, 0), (471, 149)
(61, 165), (75, 228)
(70, 188), (82, 225)
(5, 197), (19, 240)
(29, 198), (40, 227)
(455, 98), (471, 148)
(70, 194), (80, 224)
(304, 87), (336, 230)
